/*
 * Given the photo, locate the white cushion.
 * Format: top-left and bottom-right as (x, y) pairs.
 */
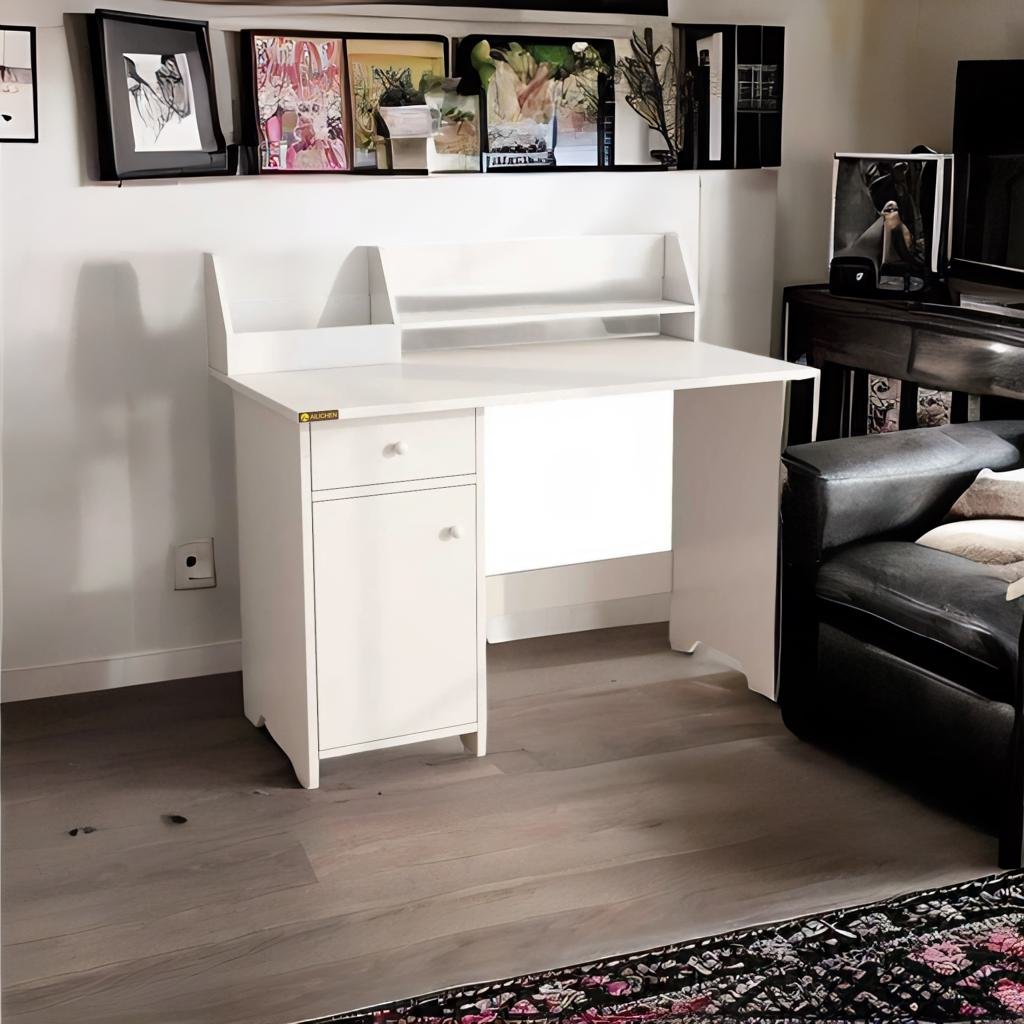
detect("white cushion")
(917, 518), (1024, 600)
(949, 467), (1024, 521)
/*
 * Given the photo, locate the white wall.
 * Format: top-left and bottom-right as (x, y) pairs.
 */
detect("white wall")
(8, 0), (1017, 698)
(1, 1), (781, 698)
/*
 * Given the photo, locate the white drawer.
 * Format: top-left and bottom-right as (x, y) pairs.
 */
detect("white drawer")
(310, 410), (475, 491)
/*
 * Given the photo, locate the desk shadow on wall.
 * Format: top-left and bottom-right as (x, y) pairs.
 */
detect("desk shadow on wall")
(66, 260), (238, 668)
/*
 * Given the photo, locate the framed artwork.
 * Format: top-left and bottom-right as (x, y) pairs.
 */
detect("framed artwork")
(857, 374), (956, 436)
(831, 153), (952, 296)
(866, 374), (901, 434)
(345, 36), (447, 171)
(917, 388), (953, 428)
(675, 24), (785, 170)
(428, 78), (481, 173)
(455, 35), (615, 171)
(241, 32), (348, 173)
(87, 10), (229, 180)
(0, 26), (37, 143)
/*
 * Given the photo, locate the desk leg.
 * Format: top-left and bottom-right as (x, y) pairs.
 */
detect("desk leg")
(234, 395), (321, 789)
(462, 407), (488, 758)
(670, 381), (787, 700)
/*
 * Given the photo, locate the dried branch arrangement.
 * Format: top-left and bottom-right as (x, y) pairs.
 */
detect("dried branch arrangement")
(616, 28), (681, 166)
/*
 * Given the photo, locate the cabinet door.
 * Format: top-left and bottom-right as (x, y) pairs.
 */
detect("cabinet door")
(313, 485), (478, 752)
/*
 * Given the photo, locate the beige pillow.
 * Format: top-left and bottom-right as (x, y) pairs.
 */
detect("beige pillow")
(949, 467), (1024, 520)
(917, 519), (1024, 600)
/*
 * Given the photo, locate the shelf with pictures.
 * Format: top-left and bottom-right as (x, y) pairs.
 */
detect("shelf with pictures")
(84, 10), (702, 182)
(861, 373), (978, 436)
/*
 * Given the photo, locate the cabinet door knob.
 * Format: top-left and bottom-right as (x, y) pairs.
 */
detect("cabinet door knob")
(391, 440), (409, 456)
(448, 525), (464, 540)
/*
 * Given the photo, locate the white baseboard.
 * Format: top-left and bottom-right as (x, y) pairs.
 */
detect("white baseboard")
(487, 592), (670, 643)
(1, 640), (242, 703)
(2, 553), (670, 701)
(486, 551), (671, 643)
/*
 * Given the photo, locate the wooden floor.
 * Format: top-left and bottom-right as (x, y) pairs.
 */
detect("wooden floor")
(2, 624), (997, 1024)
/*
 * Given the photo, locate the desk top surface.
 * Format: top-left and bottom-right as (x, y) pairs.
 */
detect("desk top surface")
(214, 337), (818, 422)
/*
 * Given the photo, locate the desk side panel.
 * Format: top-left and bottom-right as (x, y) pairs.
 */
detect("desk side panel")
(234, 393), (319, 788)
(670, 380), (787, 699)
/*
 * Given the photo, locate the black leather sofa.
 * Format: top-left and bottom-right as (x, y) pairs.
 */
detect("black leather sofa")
(779, 420), (1024, 867)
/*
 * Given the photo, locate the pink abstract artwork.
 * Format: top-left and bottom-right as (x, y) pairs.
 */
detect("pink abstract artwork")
(252, 34), (348, 172)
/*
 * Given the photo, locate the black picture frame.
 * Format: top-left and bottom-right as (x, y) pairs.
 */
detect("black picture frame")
(239, 30), (351, 176)
(0, 25), (38, 143)
(344, 33), (451, 176)
(735, 25), (784, 169)
(675, 24), (736, 171)
(454, 34), (615, 173)
(675, 23), (785, 171)
(87, 9), (231, 180)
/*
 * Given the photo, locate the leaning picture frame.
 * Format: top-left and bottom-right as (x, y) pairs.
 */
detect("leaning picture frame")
(345, 34), (449, 174)
(240, 31), (350, 174)
(454, 34), (615, 172)
(0, 25), (38, 143)
(87, 9), (231, 180)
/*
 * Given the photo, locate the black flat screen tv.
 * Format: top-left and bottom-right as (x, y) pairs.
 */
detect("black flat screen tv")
(951, 60), (1024, 288)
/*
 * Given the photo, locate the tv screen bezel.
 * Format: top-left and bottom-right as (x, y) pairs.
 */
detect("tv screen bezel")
(950, 59), (1024, 289)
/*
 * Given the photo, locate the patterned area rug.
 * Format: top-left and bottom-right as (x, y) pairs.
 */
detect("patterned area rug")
(302, 871), (1024, 1024)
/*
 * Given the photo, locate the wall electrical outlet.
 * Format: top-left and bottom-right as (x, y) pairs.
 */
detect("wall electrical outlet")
(174, 538), (216, 591)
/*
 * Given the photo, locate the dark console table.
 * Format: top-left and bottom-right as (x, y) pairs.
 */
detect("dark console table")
(784, 285), (1024, 445)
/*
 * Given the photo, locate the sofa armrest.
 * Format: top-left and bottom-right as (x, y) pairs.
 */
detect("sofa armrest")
(782, 420), (1024, 568)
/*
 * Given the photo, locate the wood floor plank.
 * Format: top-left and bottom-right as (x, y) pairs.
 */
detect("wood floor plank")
(2, 623), (997, 1024)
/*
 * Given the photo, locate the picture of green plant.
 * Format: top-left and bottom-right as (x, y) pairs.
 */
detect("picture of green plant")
(428, 80), (480, 171)
(346, 37), (446, 169)
(457, 35), (614, 169)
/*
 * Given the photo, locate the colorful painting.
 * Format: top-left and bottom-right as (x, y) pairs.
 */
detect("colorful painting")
(0, 26), (37, 143)
(346, 38), (446, 170)
(250, 34), (347, 172)
(459, 36), (614, 170)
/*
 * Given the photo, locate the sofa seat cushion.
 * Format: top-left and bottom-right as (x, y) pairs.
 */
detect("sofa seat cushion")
(816, 541), (1024, 702)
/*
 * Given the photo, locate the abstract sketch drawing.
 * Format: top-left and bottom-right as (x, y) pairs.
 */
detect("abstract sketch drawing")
(123, 52), (202, 152)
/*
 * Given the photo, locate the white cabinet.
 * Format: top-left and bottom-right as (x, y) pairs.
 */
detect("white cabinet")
(231, 398), (486, 789)
(313, 485), (479, 752)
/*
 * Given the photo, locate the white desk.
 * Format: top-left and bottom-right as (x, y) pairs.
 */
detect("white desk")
(215, 337), (816, 789)
(208, 235), (817, 788)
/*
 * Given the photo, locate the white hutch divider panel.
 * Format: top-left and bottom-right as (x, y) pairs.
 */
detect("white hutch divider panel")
(205, 247), (400, 376)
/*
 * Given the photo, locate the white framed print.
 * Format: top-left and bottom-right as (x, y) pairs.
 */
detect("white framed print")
(0, 26), (38, 143)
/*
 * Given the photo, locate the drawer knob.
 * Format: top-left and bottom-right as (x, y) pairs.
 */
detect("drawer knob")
(390, 440), (409, 456)
(448, 525), (464, 540)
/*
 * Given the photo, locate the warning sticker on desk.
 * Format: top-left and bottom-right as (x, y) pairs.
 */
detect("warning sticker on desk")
(298, 410), (339, 423)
